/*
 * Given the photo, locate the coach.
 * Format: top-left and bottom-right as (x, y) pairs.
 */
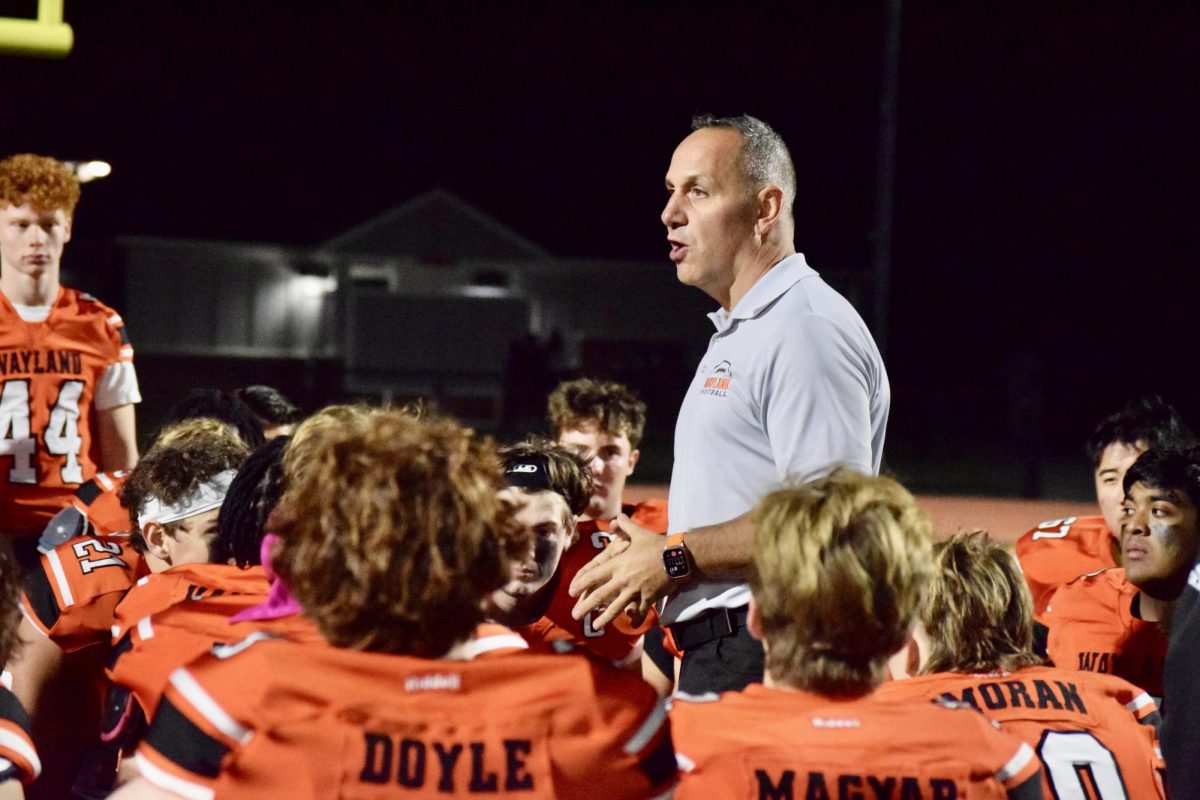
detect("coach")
(571, 114), (890, 694)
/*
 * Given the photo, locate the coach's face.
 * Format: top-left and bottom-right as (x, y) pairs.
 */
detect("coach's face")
(1120, 481), (1199, 599)
(662, 128), (758, 306)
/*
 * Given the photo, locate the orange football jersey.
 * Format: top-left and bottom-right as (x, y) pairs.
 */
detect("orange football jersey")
(135, 636), (676, 799)
(1045, 568), (1168, 699)
(1015, 515), (1117, 621)
(518, 539), (658, 666)
(0, 686), (39, 785)
(0, 288), (134, 534)
(575, 499), (670, 545)
(879, 666), (1164, 799)
(71, 470), (130, 536)
(670, 684), (1041, 799)
(108, 565), (280, 720)
(111, 564), (270, 642)
(20, 533), (146, 652)
(527, 499), (667, 664)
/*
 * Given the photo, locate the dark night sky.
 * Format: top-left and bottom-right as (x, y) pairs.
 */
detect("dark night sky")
(2, 2), (1198, 463)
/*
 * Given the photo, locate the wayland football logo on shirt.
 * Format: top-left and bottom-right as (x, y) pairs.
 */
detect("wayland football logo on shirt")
(700, 361), (733, 397)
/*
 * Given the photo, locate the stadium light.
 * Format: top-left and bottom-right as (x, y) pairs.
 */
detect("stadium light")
(66, 161), (112, 184)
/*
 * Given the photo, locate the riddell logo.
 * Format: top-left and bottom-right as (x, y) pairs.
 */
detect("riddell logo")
(508, 464), (538, 474)
(405, 673), (462, 693)
(701, 361), (733, 397)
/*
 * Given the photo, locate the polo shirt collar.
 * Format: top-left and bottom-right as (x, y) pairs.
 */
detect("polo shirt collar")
(707, 253), (816, 331)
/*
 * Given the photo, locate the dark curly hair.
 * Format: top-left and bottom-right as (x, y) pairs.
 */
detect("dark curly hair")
(120, 419), (251, 552)
(211, 436), (289, 567)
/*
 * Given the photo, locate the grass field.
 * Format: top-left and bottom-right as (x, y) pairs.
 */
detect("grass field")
(623, 485), (1095, 545)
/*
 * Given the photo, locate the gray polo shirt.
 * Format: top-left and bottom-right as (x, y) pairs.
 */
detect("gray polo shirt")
(664, 253), (889, 625)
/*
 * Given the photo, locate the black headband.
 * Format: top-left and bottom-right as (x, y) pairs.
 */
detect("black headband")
(504, 454), (553, 491)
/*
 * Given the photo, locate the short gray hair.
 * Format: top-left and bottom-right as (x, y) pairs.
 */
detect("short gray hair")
(691, 113), (796, 213)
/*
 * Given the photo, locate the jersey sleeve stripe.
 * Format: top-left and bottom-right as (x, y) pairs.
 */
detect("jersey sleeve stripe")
(19, 564), (62, 635)
(168, 669), (251, 745)
(460, 634), (529, 659)
(995, 742), (1036, 784)
(136, 752), (215, 800)
(0, 728), (40, 779)
(46, 551), (75, 607)
(623, 698), (668, 755)
(1127, 692), (1154, 712)
(108, 629), (134, 671)
(137, 616), (155, 641)
(75, 480), (103, 506)
(145, 698), (230, 779)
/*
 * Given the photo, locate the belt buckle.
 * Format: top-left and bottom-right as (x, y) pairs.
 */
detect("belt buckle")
(712, 607), (735, 638)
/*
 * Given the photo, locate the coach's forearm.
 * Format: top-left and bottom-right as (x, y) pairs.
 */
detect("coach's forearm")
(683, 511), (755, 581)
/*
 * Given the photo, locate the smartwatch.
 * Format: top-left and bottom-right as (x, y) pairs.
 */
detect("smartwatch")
(662, 532), (692, 580)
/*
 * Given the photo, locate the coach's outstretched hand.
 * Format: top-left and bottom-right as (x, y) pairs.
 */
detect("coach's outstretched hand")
(569, 514), (672, 630)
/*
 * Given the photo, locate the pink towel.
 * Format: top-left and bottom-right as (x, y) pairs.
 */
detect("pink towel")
(229, 533), (303, 622)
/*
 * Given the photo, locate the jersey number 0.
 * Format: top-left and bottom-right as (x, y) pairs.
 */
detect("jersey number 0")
(1038, 730), (1129, 799)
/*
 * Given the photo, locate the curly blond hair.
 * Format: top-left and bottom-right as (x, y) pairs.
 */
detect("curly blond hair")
(752, 468), (933, 696)
(271, 410), (525, 656)
(0, 154), (80, 214)
(919, 531), (1042, 675)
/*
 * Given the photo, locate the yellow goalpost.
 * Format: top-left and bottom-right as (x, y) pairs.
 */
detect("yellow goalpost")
(0, 0), (73, 58)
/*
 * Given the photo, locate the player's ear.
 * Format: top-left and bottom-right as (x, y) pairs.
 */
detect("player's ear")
(747, 595), (764, 642)
(142, 522), (171, 560)
(62, 214), (73, 244)
(627, 449), (640, 473)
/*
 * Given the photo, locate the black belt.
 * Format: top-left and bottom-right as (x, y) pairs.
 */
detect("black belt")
(668, 606), (749, 651)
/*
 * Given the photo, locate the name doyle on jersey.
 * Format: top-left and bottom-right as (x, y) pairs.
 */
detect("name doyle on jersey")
(359, 733), (535, 792)
(0, 349), (83, 376)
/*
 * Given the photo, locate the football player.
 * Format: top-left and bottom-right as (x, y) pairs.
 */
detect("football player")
(0, 538), (41, 793)
(548, 379), (674, 690)
(0, 154), (140, 565)
(489, 438), (655, 666)
(1016, 397), (1193, 624)
(112, 410), (676, 800)
(1044, 446), (1200, 700)
(670, 470), (1044, 799)
(8, 420), (247, 798)
(881, 531), (1164, 799)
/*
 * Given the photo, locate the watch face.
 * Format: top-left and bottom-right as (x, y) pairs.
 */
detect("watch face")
(663, 546), (690, 579)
